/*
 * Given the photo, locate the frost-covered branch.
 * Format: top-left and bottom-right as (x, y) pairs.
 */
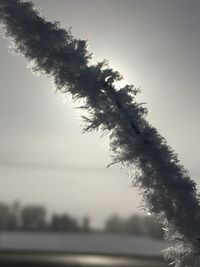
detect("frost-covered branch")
(0, 1), (200, 266)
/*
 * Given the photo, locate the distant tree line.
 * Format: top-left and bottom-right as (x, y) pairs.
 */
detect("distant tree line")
(0, 201), (163, 239)
(104, 214), (164, 239)
(0, 201), (90, 232)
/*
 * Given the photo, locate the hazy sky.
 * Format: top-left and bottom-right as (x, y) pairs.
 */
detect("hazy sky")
(0, 0), (200, 228)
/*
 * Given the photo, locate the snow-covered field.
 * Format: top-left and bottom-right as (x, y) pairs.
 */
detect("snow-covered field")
(0, 232), (169, 257)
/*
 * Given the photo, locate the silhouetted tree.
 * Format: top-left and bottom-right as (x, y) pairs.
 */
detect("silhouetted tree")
(82, 215), (90, 232)
(0, 203), (18, 230)
(105, 214), (125, 233)
(51, 214), (78, 232)
(10, 201), (22, 228)
(125, 215), (143, 235)
(0, 203), (10, 230)
(104, 214), (163, 239)
(21, 205), (46, 231)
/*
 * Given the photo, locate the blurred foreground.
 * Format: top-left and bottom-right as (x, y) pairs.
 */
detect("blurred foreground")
(0, 232), (170, 266)
(0, 251), (168, 267)
(0, 202), (169, 266)
(0, 232), (168, 256)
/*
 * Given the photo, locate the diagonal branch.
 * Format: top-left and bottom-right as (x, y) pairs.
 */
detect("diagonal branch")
(0, 1), (200, 266)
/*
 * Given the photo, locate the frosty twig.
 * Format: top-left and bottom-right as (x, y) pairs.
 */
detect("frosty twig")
(1, 1), (200, 265)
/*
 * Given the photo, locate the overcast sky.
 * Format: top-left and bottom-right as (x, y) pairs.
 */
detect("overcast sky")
(0, 0), (200, 228)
